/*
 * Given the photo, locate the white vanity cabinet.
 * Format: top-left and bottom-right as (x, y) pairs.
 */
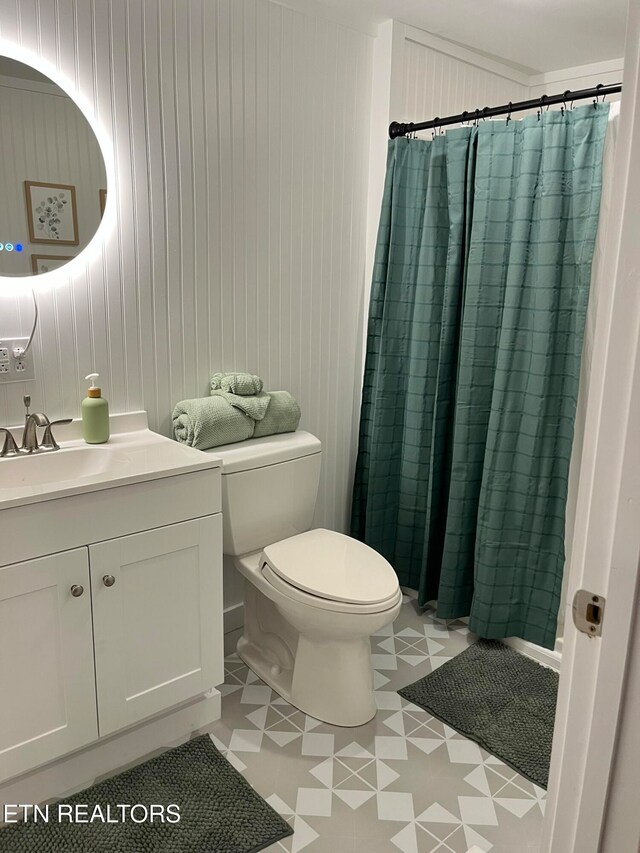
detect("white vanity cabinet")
(90, 516), (222, 735)
(0, 419), (224, 789)
(0, 549), (98, 783)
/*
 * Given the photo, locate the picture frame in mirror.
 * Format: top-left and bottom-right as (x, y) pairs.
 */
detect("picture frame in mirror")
(24, 181), (79, 246)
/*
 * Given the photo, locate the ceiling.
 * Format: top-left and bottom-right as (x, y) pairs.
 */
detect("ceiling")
(317, 0), (628, 73)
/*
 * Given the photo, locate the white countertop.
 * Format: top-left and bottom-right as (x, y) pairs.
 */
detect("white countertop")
(0, 411), (221, 510)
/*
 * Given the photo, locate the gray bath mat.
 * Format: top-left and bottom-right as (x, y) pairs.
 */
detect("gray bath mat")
(398, 640), (558, 788)
(0, 735), (293, 853)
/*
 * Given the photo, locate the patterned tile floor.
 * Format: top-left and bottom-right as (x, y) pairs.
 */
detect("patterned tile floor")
(208, 596), (546, 853)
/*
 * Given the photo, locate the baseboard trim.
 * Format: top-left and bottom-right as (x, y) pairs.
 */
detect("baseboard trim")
(0, 690), (221, 811)
(502, 637), (562, 671)
(402, 592), (562, 671)
(224, 601), (244, 634)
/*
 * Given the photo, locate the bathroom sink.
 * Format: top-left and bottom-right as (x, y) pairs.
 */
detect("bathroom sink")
(0, 445), (131, 487)
(0, 411), (222, 511)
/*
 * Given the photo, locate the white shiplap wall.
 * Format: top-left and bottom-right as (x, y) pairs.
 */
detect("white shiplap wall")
(0, 0), (373, 534)
(396, 26), (623, 132)
(398, 28), (530, 135)
(529, 58), (624, 100)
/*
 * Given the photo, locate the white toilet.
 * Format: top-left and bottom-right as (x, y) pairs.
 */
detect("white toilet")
(213, 430), (401, 727)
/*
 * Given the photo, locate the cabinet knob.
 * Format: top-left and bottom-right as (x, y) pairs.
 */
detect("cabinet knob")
(102, 574), (116, 587)
(70, 584), (84, 597)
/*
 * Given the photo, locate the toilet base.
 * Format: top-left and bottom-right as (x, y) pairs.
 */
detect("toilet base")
(235, 577), (382, 727)
(236, 631), (377, 727)
(236, 634), (294, 701)
(233, 561), (401, 727)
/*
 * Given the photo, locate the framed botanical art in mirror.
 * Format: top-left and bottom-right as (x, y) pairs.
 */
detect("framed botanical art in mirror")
(25, 181), (79, 246)
(31, 254), (75, 275)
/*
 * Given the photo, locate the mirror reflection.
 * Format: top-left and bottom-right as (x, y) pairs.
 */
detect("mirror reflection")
(0, 57), (107, 277)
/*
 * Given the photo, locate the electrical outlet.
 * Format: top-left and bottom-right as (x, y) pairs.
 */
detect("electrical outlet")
(0, 337), (36, 383)
(0, 344), (10, 379)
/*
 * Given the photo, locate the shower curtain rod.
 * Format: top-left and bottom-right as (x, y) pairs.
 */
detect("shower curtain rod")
(388, 82), (622, 138)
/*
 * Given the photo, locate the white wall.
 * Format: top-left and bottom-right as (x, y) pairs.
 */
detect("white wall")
(0, 0), (373, 538)
(0, 76), (106, 277)
(529, 57), (624, 99)
(391, 24), (623, 131)
(398, 26), (531, 135)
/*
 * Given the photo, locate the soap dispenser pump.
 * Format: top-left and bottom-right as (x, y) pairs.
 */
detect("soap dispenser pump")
(82, 373), (110, 444)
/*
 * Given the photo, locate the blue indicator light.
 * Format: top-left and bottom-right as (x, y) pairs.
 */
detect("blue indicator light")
(15, 244), (23, 252)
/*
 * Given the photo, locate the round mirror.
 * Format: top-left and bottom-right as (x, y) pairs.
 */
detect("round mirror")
(0, 56), (107, 279)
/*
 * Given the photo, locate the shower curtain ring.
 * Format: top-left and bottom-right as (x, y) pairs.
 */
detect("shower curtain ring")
(506, 102), (512, 124)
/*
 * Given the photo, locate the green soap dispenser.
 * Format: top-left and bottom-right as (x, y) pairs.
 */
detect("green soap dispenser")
(82, 373), (110, 444)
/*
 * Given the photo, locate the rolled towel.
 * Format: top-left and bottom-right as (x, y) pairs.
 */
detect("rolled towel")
(173, 395), (255, 450)
(210, 389), (270, 421)
(210, 371), (264, 396)
(253, 391), (301, 438)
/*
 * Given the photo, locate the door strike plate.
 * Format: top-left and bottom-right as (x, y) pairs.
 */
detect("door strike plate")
(572, 589), (605, 637)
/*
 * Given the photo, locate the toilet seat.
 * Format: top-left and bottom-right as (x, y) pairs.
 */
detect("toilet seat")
(260, 528), (401, 613)
(261, 562), (402, 614)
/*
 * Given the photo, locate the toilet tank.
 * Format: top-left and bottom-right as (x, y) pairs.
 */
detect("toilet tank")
(212, 431), (322, 556)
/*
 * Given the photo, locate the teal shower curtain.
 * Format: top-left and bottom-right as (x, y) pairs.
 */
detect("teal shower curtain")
(351, 104), (609, 649)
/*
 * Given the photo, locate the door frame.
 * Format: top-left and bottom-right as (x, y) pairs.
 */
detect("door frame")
(543, 1), (640, 850)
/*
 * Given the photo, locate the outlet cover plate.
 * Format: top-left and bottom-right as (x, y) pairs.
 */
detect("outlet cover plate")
(0, 337), (36, 383)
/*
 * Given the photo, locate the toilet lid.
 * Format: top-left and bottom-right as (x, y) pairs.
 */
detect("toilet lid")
(261, 529), (399, 606)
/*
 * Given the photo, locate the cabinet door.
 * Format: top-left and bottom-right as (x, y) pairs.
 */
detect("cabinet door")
(90, 515), (223, 736)
(0, 549), (98, 782)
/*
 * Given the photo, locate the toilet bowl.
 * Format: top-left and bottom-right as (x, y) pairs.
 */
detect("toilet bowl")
(211, 431), (401, 726)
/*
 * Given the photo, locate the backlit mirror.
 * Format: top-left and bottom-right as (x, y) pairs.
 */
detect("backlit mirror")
(0, 56), (107, 277)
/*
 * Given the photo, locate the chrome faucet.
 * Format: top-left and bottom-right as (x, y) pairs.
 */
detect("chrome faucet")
(0, 396), (71, 458)
(21, 394), (48, 453)
(40, 418), (72, 451)
(22, 411), (50, 453)
(0, 428), (19, 457)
